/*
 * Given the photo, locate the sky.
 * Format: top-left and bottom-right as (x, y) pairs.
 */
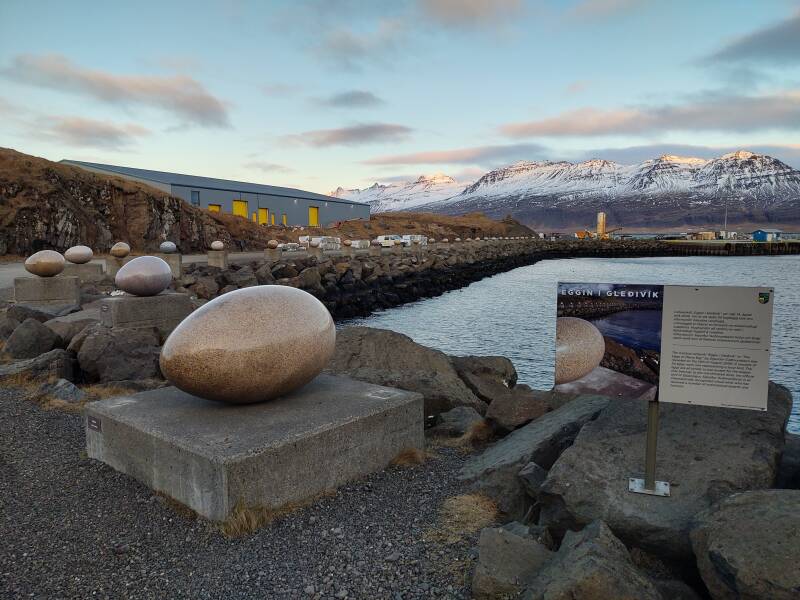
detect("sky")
(1, 0), (799, 194)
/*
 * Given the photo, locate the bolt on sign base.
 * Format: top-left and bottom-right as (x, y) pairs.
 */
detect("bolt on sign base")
(628, 478), (671, 497)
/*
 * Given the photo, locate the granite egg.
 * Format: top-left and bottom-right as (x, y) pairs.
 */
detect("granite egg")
(429, 238), (436, 244)
(441, 238), (448, 243)
(64, 245), (93, 264)
(110, 242), (131, 258)
(115, 256), (172, 296)
(343, 239), (352, 247)
(554, 317), (606, 384)
(267, 239), (279, 249)
(160, 286), (336, 404)
(309, 240), (320, 248)
(455, 237), (461, 242)
(24, 250), (65, 277)
(370, 239), (381, 247)
(159, 241), (177, 254)
(210, 240), (224, 251)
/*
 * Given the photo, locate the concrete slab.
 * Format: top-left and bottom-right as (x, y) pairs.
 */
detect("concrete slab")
(85, 374), (424, 521)
(61, 262), (104, 282)
(98, 292), (192, 336)
(154, 253), (182, 279)
(264, 248), (281, 262)
(13, 276), (81, 306)
(207, 250), (228, 269)
(105, 257), (131, 278)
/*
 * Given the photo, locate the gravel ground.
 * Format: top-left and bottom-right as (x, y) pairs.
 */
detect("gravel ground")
(0, 388), (483, 599)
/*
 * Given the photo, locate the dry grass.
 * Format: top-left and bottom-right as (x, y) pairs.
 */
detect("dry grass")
(81, 384), (139, 401)
(390, 447), (431, 467)
(218, 492), (334, 538)
(425, 493), (499, 545)
(428, 419), (495, 452)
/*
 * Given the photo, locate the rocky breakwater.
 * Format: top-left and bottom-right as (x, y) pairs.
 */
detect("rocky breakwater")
(178, 239), (674, 320)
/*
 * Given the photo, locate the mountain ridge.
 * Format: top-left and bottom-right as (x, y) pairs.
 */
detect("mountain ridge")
(332, 151), (800, 229)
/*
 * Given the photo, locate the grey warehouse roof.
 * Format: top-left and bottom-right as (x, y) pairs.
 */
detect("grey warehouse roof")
(61, 160), (366, 206)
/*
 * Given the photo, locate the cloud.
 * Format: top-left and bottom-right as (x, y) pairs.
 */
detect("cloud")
(363, 142), (548, 165)
(418, 0), (522, 27)
(2, 54), (230, 127)
(500, 90), (800, 137)
(316, 19), (406, 70)
(244, 161), (294, 173)
(565, 81), (589, 95)
(262, 83), (303, 96)
(35, 116), (150, 149)
(285, 123), (412, 146)
(705, 14), (800, 65)
(316, 90), (385, 107)
(578, 143), (800, 169)
(569, 0), (645, 19)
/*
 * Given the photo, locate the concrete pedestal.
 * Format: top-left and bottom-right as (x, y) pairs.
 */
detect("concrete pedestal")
(342, 247), (355, 258)
(308, 247), (323, 259)
(392, 245), (404, 255)
(264, 248), (281, 262)
(61, 262), (104, 283)
(369, 247), (382, 257)
(14, 276), (80, 307)
(154, 253), (182, 279)
(98, 292), (192, 337)
(207, 250), (228, 269)
(86, 375), (424, 521)
(105, 257), (131, 278)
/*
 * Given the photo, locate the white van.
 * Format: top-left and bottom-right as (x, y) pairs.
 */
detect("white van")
(401, 234), (428, 246)
(375, 234), (403, 247)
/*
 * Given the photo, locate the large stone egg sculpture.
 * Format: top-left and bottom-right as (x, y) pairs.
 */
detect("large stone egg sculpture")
(115, 256), (172, 296)
(24, 250), (65, 277)
(210, 240), (224, 251)
(110, 242), (131, 258)
(159, 241), (177, 254)
(160, 286), (336, 404)
(65, 245), (93, 264)
(267, 239), (279, 249)
(555, 317), (605, 384)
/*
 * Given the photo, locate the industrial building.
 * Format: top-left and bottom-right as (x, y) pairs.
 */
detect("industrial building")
(751, 229), (782, 242)
(62, 160), (370, 227)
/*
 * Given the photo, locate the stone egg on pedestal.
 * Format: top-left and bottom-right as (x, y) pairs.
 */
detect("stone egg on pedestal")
(309, 240), (320, 248)
(64, 245), (93, 264)
(24, 250), (65, 277)
(159, 241), (177, 254)
(115, 256), (172, 296)
(267, 239), (279, 249)
(210, 240), (224, 251)
(343, 239), (352, 247)
(110, 242), (131, 258)
(160, 286), (336, 404)
(554, 317), (606, 384)
(370, 240), (381, 247)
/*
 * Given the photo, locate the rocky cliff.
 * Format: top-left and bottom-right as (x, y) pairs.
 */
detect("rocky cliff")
(0, 148), (274, 255)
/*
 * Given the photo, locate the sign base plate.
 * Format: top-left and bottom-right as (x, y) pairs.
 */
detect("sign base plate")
(628, 477), (671, 497)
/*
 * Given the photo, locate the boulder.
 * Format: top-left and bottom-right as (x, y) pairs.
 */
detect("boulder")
(429, 406), (483, 437)
(324, 327), (486, 415)
(5, 318), (61, 358)
(472, 527), (553, 600)
(0, 349), (76, 382)
(518, 462), (548, 500)
(255, 263), (276, 284)
(521, 521), (662, 600)
(7, 304), (61, 323)
(459, 395), (609, 518)
(38, 378), (86, 404)
(190, 276), (219, 300)
(776, 432), (800, 489)
(451, 356), (517, 392)
(538, 383), (792, 560)
(221, 266), (257, 288)
(690, 490), (800, 600)
(43, 309), (101, 345)
(76, 324), (161, 382)
(485, 385), (551, 432)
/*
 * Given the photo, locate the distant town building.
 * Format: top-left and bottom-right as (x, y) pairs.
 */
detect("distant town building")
(61, 160), (370, 227)
(688, 231), (716, 240)
(751, 229), (782, 242)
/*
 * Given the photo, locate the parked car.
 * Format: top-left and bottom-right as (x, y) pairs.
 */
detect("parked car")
(375, 235), (403, 247)
(401, 234), (428, 246)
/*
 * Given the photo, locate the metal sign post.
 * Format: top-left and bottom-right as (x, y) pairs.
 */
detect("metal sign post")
(628, 388), (671, 497)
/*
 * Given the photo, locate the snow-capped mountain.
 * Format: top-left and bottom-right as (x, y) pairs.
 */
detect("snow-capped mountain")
(334, 151), (800, 229)
(331, 173), (464, 213)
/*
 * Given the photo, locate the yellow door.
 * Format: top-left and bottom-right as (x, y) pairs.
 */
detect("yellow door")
(271, 213), (276, 225)
(308, 206), (319, 227)
(208, 204), (221, 213)
(282, 214), (287, 226)
(258, 208), (268, 225)
(252, 212), (257, 223)
(232, 199), (248, 219)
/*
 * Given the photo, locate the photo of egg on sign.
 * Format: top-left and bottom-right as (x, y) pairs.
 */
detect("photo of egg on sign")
(555, 282), (665, 400)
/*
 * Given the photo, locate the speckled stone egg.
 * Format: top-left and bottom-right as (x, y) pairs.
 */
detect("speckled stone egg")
(267, 239), (279, 249)
(210, 241), (224, 251)
(160, 286), (336, 404)
(64, 245), (93, 264)
(115, 256), (172, 296)
(110, 242), (131, 258)
(24, 250), (65, 277)
(555, 317), (606, 384)
(159, 241), (177, 254)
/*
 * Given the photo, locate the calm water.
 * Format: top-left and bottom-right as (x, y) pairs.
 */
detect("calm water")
(342, 256), (800, 433)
